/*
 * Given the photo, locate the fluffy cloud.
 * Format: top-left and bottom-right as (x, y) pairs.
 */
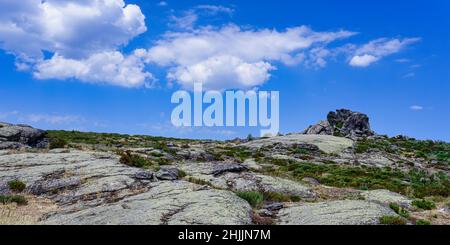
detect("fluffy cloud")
(349, 38), (420, 67)
(34, 49), (154, 87)
(410, 105), (424, 111)
(144, 25), (356, 89)
(0, 0), (149, 87)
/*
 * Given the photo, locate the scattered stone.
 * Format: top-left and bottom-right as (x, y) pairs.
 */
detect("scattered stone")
(263, 203), (284, 211)
(156, 167), (181, 181)
(134, 171), (155, 180)
(302, 177), (320, 186)
(28, 177), (82, 195)
(211, 163), (249, 176)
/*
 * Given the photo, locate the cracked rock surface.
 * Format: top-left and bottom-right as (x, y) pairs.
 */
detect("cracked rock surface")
(0, 151), (252, 225)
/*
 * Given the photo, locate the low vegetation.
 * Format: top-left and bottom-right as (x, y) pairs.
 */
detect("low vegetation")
(236, 191), (264, 209)
(379, 215), (406, 225)
(355, 137), (450, 166)
(8, 180), (26, 192)
(412, 199), (436, 210)
(117, 150), (170, 170)
(415, 220), (431, 225)
(0, 195), (28, 206)
(259, 158), (450, 198)
(389, 203), (410, 218)
(236, 190), (301, 209)
(47, 130), (197, 148)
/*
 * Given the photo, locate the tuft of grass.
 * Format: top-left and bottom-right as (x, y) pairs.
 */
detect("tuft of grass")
(379, 215), (406, 225)
(8, 180), (26, 192)
(389, 203), (410, 218)
(49, 138), (67, 149)
(0, 195), (28, 206)
(236, 191), (264, 209)
(117, 150), (154, 168)
(412, 199), (436, 210)
(415, 220), (431, 225)
(263, 192), (301, 203)
(186, 177), (212, 186)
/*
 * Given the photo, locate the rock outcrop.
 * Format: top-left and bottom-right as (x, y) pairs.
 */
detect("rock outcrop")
(0, 123), (48, 149)
(304, 109), (374, 138)
(277, 200), (396, 225)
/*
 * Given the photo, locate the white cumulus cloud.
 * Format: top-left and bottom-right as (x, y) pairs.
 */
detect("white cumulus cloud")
(144, 25), (356, 89)
(0, 0), (149, 87)
(349, 38), (420, 67)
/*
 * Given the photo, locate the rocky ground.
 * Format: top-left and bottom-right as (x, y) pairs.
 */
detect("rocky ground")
(0, 110), (449, 225)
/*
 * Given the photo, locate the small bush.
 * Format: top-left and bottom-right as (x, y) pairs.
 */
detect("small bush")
(379, 216), (406, 225)
(389, 203), (410, 218)
(236, 191), (264, 209)
(49, 138), (67, 149)
(0, 195), (28, 205)
(117, 150), (152, 168)
(416, 220), (431, 225)
(263, 192), (301, 203)
(412, 199), (436, 210)
(8, 180), (26, 192)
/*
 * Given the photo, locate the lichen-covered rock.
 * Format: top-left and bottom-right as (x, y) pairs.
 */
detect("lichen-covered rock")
(42, 181), (252, 225)
(0, 123), (47, 148)
(211, 163), (249, 176)
(242, 134), (354, 154)
(278, 200), (396, 225)
(361, 189), (412, 208)
(303, 109), (374, 139)
(303, 120), (333, 135)
(156, 167), (181, 181)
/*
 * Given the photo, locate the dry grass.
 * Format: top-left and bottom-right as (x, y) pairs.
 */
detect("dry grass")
(0, 196), (58, 225)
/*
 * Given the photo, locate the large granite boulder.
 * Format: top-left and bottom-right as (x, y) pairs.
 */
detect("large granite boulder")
(304, 109), (374, 138)
(0, 123), (48, 149)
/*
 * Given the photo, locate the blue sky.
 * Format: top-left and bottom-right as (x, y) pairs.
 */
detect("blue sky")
(0, 0), (449, 141)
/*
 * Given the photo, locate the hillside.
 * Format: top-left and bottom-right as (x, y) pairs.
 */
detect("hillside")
(0, 110), (449, 225)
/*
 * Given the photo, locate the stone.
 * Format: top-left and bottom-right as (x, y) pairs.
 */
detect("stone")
(361, 189), (412, 208)
(0, 123), (48, 148)
(29, 177), (82, 195)
(134, 171), (155, 180)
(211, 163), (249, 176)
(263, 203), (284, 211)
(303, 120), (333, 135)
(42, 181), (252, 225)
(156, 167), (181, 181)
(278, 200), (396, 225)
(302, 177), (320, 186)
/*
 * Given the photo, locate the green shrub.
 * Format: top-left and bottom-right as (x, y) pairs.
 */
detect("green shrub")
(49, 138), (67, 149)
(412, 199), (436, 210)
(416, 220), (431, 225)
(117, 151), (152, 168)
(236, 191), (264, 209)
(379, 216), (406, 225)
(389, 203), (410, 218)
(263, 192), (301, 203)
(8, 180), (26, 192)
(0, 195), (28, 205)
